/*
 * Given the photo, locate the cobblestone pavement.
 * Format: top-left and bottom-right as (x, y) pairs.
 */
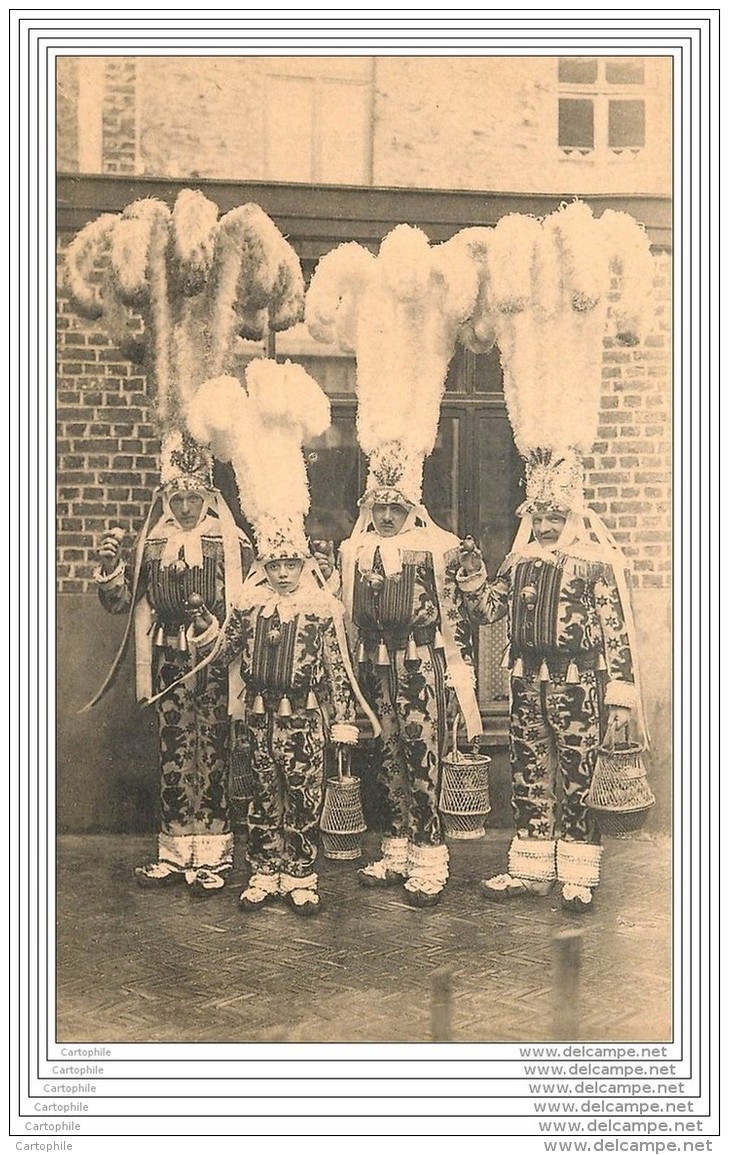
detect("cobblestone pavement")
(56, 830), (672, 1045)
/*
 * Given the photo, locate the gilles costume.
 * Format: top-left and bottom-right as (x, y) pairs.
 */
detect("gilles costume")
(68, 187), (306, 893)
(453, 201), (654, 911)
(91, 433), (253, 889)
(180, 362), (379, 914)
(305, 223), (483, 905)
(459, 501), (641, 900)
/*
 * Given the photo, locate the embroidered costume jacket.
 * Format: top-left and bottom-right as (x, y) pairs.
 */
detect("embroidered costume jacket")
(459, 550), (636, 710)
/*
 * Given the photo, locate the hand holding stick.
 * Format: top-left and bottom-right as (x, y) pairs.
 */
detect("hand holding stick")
(458, 535), (484, 577)
(97, 526), (126, 575)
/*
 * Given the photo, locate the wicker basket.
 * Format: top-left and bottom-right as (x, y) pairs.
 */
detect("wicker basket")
(439, 716), (492, 840)
(320, 748), (367, 860)
(228, 725), (254, 829)
(587, 733), (655, 837)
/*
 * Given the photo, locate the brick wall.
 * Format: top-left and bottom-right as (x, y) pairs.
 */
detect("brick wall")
(584, 252), (672, 589)
(102, 58), (137, 174)
(57, 58), (79, 172)
(57, 240), (156, 593)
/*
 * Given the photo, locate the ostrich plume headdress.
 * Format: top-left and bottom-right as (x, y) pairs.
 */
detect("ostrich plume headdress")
(187, 361), (331, 560)
(64, 190), (305, 488)
(305, 223), (479, 506)
(451, 200), (655, 512)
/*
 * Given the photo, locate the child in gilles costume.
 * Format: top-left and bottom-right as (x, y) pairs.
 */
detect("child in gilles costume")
(68, 190), (307, 894)
(179, 361), (379, 915)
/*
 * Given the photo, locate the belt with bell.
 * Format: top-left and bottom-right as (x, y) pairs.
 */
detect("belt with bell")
(358, 624), (438, 653)
(512, 651), (605, 678)
(248, 686), (319, 718)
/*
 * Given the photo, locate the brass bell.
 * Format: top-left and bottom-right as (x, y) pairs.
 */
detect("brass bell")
(511, 656), (524, 678)
(154, 624), (166, 647)
(251, 693), (266, 715)
(565, 660), (580, 684)
(305, 689), (318, 712)
(521, 584), (537, 610)
(356, 639), (366, 665)
(177, 625), (188, 653)
(434, 629), (445, 651)
(276, 695), (293, 718)
(539, 660), (551, 683)
(500, 643), (512, 669)
(595, 653), (607, 672)
(376, 640), (390, 668)
(368, 572), (385, 595)
(405, 634), (419, 664)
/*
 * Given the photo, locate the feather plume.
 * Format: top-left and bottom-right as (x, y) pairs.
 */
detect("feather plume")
(305, 225), (476, 503)
(111, 199), (171, 307)
(188, 364), (330, 557)
(449, 227), (497, 353)
(304, 242), (376, 350)
(63, 213), (117, 319)
(598, 208), (655, 343)
(451, 200), (656, 505)
(170, 188), (219, 298)
(488, 213), (542, 313)
(378, 224), (432, 301)
(544, 199), (611, 314)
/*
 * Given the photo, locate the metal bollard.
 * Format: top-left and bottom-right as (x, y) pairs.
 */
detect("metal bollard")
(431, 966), (453, 1042)
(552, 926), (583, 1040)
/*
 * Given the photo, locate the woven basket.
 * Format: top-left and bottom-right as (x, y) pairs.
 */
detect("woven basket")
(439, 716), (492, 840)
(320, 748), (367, 860)
(587, 736), (655, 837)
(228, 728), (254, 829)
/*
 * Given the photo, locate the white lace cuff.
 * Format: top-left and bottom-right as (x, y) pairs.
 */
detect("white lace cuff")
(186, 617), (220, 651)
(604, 680), (637, 709)
(331, 722), (359, 745)
(456, 564), (487, 592)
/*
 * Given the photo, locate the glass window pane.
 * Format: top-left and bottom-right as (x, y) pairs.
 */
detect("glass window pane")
(473, 346), (504, 394)
(558, 58), (598, 84)
(423, 416), (459, 533)
(558, 98), (594, 149)
(475, 413), (523, 577)
(445, 345), (503, 394)
(605, 58), (645, 85)
(608, 100), (646, 148)
(474, 413), (523, 713)
(275, 322), (357, 392)
(305, 417), (362, 543)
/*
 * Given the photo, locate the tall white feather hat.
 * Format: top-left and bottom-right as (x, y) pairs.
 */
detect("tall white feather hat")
(187, 361), (331, 561)
(305, 223), (479, 508)
(451, 200), (656, 513)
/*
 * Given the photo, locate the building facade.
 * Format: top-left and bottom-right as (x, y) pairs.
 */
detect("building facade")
(56, 56), (672, 833)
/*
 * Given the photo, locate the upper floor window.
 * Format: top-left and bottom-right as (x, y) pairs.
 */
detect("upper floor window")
(264, 58), (374, 184)
(558, 57), (646, 157)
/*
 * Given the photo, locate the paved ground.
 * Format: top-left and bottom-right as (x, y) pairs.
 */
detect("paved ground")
(56, 828), (672, 1046)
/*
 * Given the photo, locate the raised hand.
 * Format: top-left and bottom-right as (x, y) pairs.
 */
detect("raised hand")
(186, 593), (215, 637)
(458, 535), (484, 576)
(97, 527), (125, 575)
(311, 539), (335, 581)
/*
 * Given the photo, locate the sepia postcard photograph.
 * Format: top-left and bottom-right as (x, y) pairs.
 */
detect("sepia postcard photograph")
(53, 45), (676, 1051)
